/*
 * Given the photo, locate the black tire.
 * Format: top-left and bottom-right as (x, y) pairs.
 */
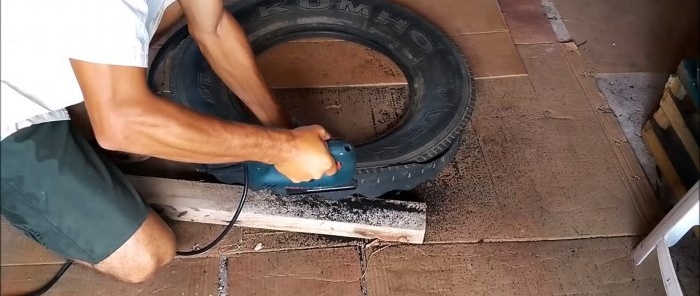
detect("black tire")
(163, 0), (475, 169)
(320, 135), (462, 199)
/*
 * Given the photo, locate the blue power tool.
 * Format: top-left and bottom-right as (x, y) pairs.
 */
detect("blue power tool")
(246, 140), (357, 195)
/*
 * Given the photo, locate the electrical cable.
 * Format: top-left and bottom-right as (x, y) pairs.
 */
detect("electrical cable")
(176, 165), (248, 256)
(23, 259), (74, 296)
(21, 165), (249, 295)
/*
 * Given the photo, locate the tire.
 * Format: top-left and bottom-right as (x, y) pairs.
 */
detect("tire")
(149, 0), (475, 198)
(163, 0), (475, 168)
(320, 135), (462, 199)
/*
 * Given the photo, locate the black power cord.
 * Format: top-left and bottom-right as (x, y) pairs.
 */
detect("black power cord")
(23, 259), (74, 296)
(22, 165), (249, 295)
(177, 165), (249, 256)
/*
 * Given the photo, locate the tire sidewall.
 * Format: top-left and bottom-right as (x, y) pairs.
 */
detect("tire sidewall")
(169, 0), (474, 169)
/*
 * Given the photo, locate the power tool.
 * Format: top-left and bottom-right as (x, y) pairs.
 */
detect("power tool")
(246, 140), (357, 195)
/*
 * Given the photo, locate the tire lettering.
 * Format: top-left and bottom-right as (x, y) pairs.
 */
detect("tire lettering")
(376, 11), (408, 34)
(198, 73), (215, 103)
(436, 89), (458, 106)
(437, 87), (450, 102)
(200, 89), (214, 103)
(410, 30), (434, 53)
(257, 1), (292, 18)
(338, 0), (371, 17)
(299, 0), (331, 9)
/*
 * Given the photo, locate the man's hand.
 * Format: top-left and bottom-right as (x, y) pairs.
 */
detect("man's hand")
(274, 125), (338, 183)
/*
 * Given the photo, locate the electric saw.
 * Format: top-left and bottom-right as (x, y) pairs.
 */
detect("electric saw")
(246, 140), (357, 195)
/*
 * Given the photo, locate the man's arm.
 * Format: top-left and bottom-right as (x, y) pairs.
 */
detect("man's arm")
(69, 61), (336, 182)
(178, 0), (291, 128)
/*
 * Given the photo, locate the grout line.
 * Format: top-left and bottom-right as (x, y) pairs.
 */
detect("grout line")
(357, 243), (369, 296)
(213, 242), (363, 256)
(1, 261), (71, 267)
(592, 71), (670, 76)
(474, 73), (529, 80)
(218, 256), (229, 296)
(270, 74), (534, 88)
(455, 30), (511, 36)
(422, 233), (644, 245)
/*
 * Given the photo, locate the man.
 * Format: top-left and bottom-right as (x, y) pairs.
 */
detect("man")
(1, 0), (337, 283)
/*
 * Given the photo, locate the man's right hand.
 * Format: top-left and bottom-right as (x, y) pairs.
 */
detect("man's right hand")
(274, 125), (338, 183)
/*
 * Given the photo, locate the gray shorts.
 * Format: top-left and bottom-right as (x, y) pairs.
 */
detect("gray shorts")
(1, 120), (149, 264)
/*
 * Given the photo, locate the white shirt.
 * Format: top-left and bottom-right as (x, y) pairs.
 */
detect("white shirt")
(1, 0), (176, 140)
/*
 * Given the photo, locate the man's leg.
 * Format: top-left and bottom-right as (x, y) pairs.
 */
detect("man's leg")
(1, 120), (175, 283)
(92, 210), (175, 283)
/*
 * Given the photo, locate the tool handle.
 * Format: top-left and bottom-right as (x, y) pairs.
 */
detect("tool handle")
(247, 140), (356, 190)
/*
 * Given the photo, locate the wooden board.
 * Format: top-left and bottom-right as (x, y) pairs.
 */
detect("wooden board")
(659, 89), (700, 168)
(642, 121), (688, 198)
(128, 176), (427, 244)
(642, 73), (700, 201)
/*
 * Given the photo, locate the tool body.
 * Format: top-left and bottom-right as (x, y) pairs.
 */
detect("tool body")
(247, 140), (357, 195)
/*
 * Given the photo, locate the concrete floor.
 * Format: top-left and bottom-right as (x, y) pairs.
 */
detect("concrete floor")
(2, 0), (699, 295)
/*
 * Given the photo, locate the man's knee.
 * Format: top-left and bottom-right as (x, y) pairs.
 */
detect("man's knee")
(121, 249), (175, 283)
(96, 211), (176, 283)
(121, 235), (175, 283)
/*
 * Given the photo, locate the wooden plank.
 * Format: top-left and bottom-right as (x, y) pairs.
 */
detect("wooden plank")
(666, 75), (688, 100)
(560, 42), (663, 227)
(659, 89), (700, 169)
(653, 108), (670, 130)
(647, 117), (699, 191)
(642, 121), (687, 198)
(128, 176), (426, 244)
(1, 258), (219, 296)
